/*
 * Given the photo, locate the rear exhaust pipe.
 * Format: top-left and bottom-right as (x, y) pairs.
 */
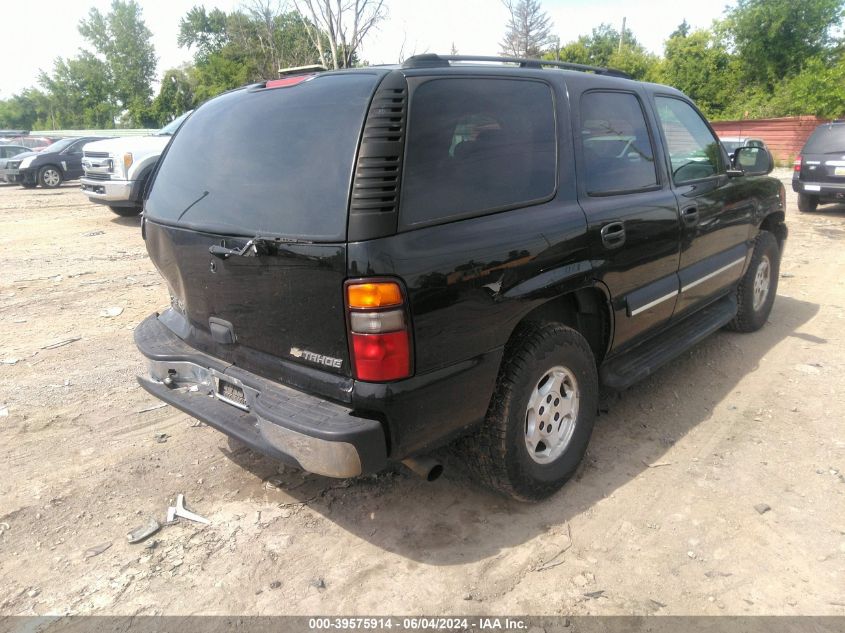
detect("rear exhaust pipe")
(402, 456), (444, 482)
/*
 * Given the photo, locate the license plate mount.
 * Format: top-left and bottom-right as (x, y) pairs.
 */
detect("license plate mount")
(216, 378), (249, 411)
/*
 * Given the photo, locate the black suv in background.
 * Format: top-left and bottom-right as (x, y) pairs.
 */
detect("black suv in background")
(135, 55), (786, 500)
(793, 120), (845, 212)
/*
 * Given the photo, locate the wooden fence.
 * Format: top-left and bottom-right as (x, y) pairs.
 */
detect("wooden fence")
(711, 116), (829, 164)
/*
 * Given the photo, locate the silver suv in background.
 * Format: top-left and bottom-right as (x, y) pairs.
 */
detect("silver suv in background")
(80, 111), (191, 216)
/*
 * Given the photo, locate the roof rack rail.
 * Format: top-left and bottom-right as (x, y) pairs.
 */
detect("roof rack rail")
(401, 54), (631, 79)
(277, 64), (327, 78)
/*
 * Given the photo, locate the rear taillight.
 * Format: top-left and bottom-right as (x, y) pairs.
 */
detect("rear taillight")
(346, 280), (412, 382)
(794, 155), (802, 172)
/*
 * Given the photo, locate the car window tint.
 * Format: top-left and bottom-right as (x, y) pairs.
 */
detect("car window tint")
(579, 91), (657, 195)
(400, 78), (556, 228)
(802, 124), (845, 154)
(145, 73), (381, 241)
(655, 97), (723, 183)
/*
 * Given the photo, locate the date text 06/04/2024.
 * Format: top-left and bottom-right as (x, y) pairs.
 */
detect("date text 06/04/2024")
(307, 618), (528, 630)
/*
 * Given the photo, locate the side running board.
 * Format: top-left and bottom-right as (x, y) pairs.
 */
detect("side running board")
(600, 295), (738, 391)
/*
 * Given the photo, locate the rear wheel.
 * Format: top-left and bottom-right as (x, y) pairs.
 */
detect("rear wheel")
(797, 193), (818, 213)
(726, 231), (780, 333)
(38, 165), (62, 188)
(109, 205), (141, 217)
(460, 324), (598, 501)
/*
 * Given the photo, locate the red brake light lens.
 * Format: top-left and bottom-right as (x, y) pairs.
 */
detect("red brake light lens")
(794, 156), (802, 172)
(351, 331), (410, 382)
(265, 74), (316, 89)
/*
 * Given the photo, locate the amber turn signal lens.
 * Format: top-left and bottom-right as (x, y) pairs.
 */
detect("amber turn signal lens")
(347, 282), (403, 309)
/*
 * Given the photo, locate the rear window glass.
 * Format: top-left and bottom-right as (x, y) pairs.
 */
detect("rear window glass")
(400, 78), (556, 228)
(145, 73), (381, 241)
(802, 124), (845, 154)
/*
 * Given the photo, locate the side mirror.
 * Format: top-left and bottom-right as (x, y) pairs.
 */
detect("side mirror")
(731, 146), (774, 176)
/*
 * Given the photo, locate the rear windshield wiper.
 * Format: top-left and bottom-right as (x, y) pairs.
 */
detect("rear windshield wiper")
(208, 236), (310, 259)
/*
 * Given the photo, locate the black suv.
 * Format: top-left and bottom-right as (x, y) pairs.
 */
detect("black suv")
(135, 55), (786, 500)
(793, 120), (845, 212)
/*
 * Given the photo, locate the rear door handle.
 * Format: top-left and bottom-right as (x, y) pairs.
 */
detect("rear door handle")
(681, 205), (699, 226)
(600, 221), (626, 249)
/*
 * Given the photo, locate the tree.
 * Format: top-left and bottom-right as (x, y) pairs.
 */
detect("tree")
(500, 0), (554, 58)
(723, 0), (845, 87)
(555, 23), (640, 67)
(660, 28), (739, 117)
(178, 6), (230, 61)
(608, 47), (660, 82)
(148, 68), (195, 125)
(78, 0), (158, 125)
(294, 0), (387, 69)
(37, 54), (116, 128)
(764, 56), (845, 118)
(178, 4), (324, 101)
(669, 19), (690, 39)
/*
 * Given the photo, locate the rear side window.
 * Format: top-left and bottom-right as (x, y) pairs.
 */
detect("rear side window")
(802, 124), (845, 154)
(145, 73), (381, 241)
(400, 78), (556, 228)
(655, 96), (723, 183)
(579, 91), (657, 195)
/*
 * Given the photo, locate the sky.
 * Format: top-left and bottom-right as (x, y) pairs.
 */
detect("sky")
(0, 0), (732, 99)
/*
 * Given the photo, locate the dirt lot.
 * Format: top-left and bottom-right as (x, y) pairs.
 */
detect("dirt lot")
(0, 171), (843, 616)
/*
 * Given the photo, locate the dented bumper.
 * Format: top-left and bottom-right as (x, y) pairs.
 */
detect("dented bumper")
(134, 314), (387, 478)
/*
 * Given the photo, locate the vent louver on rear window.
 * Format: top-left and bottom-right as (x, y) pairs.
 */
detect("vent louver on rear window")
(348, 71), (408, 241)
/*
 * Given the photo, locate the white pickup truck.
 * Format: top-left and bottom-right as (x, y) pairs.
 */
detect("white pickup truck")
(80, 111), (191, 216)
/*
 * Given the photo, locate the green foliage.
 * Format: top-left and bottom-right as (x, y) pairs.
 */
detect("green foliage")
(607, 47), (661, 82)
(0, 0), (157, 129)
(78, 0), (157, 125)
(555, 23), (641, 67)
(0, 90), (51, 130)
(147, 68), (195, 126)
(724, 0), (845, 88)
(176, 5), (324, 103)
(178, 6), (229, 61)
(661, 29), (739, 118)
(549, 23), (659, 81)
(4, 1), (845, 130)
(37, 54), (116, 128)
(769, 57), (845, 119)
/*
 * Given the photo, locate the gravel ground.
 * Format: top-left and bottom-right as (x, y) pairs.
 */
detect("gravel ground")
(0, 170), (843, 616)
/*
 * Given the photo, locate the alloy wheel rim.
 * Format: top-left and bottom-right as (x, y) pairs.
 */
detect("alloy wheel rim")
(752, 254), (771, 311)
(524, 365), (580, 464)
(44, 169), (60, 187)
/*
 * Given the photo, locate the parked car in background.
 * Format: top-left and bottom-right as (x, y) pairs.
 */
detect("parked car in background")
(719, 136), (767, 160)
(134, 55), (786, 500)
(792, 120), (845, 212)
(0, 144), (31, 159)
(80, 111), (192, 216)
(0, 135), (56, 151)
(13, 136), (106, 188)
(0, 144), (31, 183)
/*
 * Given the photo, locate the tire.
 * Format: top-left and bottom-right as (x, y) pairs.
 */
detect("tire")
(460, 324), (599, 501)
(38, 165), (63, 188)
(726, 231), (780, 333)
(797, 193), (818, 213)
(109, 205), (141, 217)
